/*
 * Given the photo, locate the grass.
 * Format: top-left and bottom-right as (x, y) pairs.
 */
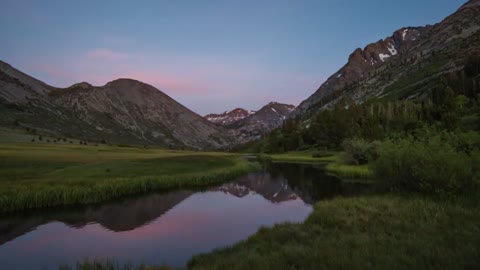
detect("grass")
(324, 154), (373, 179)
(262, 151), (373, 179)
(0, 143), (258, 212)
(189, 193), (480, 270)
(262, 151), (337, 163)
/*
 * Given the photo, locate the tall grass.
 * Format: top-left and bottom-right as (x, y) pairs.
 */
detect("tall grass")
(188, 194), (480, 270)
(0, 144), (259, 212)
(0, 158), (258, 212)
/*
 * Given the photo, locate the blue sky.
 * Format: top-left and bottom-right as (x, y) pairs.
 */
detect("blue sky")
(0, 0), (463, 115)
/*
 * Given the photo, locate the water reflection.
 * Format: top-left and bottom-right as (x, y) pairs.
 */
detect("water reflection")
(213, 162), (366, 204)
(0, 191), (192, 245)
(0, 162), (368, 269)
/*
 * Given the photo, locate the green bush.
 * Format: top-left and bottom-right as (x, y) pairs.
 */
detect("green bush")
(372, 132), (477, 195)
(342, 138), (380, 165)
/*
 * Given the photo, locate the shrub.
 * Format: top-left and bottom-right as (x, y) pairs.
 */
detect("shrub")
(342, 138), (380, 165)
(372, 133), (477, 195)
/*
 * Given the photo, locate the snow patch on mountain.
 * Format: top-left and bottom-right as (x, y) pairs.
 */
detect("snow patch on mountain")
(379, 53), (391, 62)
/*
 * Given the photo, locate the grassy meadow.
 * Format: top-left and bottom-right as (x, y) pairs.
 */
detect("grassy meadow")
(189, 193), (480, 270)
(0, 143), (258, 212)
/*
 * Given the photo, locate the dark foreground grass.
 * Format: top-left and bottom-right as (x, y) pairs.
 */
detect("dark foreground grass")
(0, 143), (258, 212)
(189, 193), (480, 270)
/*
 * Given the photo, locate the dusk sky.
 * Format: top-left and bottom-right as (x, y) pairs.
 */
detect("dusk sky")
(0, 0), (462, 115)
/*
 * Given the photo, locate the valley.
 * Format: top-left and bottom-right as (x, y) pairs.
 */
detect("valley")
(0, 1), (479, 270)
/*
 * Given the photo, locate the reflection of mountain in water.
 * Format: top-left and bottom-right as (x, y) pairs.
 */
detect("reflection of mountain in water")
(213, 162), (368, 204)
(0, 191), (191, 245)
(212, 173), (300, 203)
(0, 162), (369, 245)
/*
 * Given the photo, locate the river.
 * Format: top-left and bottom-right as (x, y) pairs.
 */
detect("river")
(0, 161), (368, 269)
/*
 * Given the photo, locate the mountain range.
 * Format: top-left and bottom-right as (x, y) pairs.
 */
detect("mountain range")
(205, 102), (295, 143)
(295, 0), (480, 116)
(1, 0), (479, 149)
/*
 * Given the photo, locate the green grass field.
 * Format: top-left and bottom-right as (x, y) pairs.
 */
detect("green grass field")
(263, 151), (334, 163)
(189, 193), (480, 270)
(0, 143), (258, 212)
(263, 151), (373, 179)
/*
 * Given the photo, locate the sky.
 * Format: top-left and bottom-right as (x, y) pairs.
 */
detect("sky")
(0, 0), (463, 115)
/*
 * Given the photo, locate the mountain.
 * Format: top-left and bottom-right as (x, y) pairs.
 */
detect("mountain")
(0, 61), (233, 149)
(205, 108), (255, 126)
(206, 102), (295, 143)
(295, 0), (480, 115)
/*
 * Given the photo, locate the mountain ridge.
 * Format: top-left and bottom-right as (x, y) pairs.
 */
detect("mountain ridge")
(0, 62), (234, 149)
(204, 102), (295, 144)
(294, 1), (480, 116)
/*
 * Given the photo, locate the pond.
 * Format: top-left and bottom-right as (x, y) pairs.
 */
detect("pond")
(0, 161), (369, 269)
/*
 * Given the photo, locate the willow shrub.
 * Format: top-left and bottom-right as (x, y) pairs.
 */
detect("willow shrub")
(342, 138), (380, 165)
(372, 132), (478, 195)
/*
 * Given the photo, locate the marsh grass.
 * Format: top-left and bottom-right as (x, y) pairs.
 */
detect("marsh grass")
(189, 194), (480, 270)
(262, 151), (373, 179)
(325, 162), (372, 179)
(0, 143), (259, 212)
(264, 151), (336, 163)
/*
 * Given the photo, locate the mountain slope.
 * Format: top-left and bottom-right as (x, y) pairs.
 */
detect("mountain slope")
(223, 102), (295, 143)
(0, 61), (233, 149)
(295, 0), (480, 115)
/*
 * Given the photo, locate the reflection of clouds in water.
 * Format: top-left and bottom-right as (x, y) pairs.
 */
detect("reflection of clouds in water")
(0, 191), (312, 269)
(0, 162), (368, 269)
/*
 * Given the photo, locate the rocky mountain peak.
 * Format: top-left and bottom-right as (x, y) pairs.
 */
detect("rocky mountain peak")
(69, 82), (93, 90)
(295, 0), (480, 116)
(459, 0), (480, 11)
(212, 102), (296, 144)
(104, 78), (145, 88)
(205, 108), (255, 126)
(0, 62), (234, 150)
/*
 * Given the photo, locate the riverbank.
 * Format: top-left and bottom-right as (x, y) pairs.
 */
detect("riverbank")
(189, 192), (480, 269)
(262, 151), (373, 179)
(0, 143), (258, 213)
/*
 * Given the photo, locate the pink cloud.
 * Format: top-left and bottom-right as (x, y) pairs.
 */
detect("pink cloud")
(86, 48), (130, 61)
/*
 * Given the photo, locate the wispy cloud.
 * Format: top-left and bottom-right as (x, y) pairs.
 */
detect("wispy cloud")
(21, 50), (323, 114)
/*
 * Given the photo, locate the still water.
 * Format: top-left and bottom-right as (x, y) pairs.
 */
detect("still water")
(0, 162), (368, 269)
